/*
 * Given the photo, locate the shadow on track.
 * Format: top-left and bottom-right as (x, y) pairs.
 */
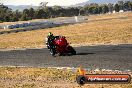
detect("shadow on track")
(77, 52), (94, 55)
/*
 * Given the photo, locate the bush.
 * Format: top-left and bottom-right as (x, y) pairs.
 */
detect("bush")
(0, 20), (3, 23)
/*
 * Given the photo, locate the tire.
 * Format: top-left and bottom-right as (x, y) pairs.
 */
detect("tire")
(76, 75), (87, 85)
(72, 49), (76, 55)
(47, 45), (50, 49)
(58, 52), (62, 56)
(50, 48), (55, 56)
(69, 46), (76, 55)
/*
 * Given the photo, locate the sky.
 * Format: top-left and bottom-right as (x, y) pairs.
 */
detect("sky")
(0, 0), (89, 6)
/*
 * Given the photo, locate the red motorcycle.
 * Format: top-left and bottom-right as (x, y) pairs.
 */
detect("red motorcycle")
(47, 36), (76, 56)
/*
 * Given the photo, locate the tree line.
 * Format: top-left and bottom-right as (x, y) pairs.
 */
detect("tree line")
(0, 1), (132, 22)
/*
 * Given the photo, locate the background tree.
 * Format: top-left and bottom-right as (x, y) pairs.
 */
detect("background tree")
(20, 13), (28, 21)
(114, 4), (120, 12)
(128, 1), (132, 11)
(98, 6), (103, 14)
(0, 3), (12, 22)
(11, 10), (21, 21)
(0, 1), (132, 22)
(108, 3), (113, 13)
(129, 2), (132, 11)
(79, 7), (85, 15)
(44, 7), (53, 18)
(52, 6), (63, 17)
(124, 1), (130, 11)
(118, 1), (124, 10)
(35, 9), (47, 19)
(29, 8), (35, 19)
(102, 5), (109, 13)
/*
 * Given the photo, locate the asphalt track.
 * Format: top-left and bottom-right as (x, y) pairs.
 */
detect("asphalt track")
(0, 44), (132, 71)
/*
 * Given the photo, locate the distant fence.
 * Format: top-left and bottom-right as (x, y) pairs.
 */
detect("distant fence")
(1, 21), (54, 29)
(0, 16), (87, 35)
(0, 23), (60, 35)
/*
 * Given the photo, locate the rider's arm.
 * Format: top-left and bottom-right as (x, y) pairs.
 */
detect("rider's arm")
(54, 36), (60, 39)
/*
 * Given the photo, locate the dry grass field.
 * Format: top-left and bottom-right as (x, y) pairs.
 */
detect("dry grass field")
(0, 12), (132, 49)
(0, 67), (131, 88)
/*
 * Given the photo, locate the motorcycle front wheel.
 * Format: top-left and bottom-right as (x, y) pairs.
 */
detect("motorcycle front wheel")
(50, 48), (55, 56)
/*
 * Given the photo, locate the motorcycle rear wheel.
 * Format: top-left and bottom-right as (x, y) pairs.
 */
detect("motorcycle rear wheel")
(69, 46), (76, 55)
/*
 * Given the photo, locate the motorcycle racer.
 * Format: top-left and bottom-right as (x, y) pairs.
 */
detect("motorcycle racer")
(46, 33), (76, 56)
(46, 32), (55, 49)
